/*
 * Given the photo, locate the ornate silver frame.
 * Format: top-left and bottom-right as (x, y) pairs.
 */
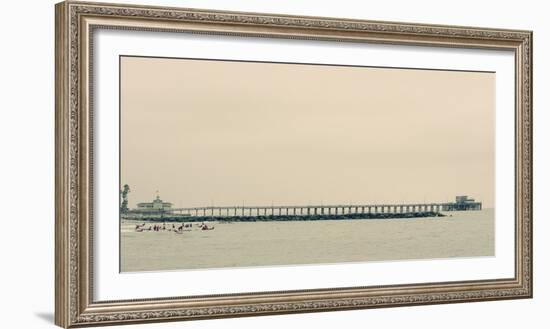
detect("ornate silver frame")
(55, 1), (532, 327)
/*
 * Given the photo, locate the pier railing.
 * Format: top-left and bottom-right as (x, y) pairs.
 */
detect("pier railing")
(161, 202), (481, 218)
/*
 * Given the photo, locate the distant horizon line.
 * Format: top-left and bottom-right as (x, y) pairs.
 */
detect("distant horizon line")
(132, 200), (483, 210)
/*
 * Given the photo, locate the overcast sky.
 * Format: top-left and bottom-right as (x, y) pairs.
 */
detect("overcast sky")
(121, 56), (495, 208)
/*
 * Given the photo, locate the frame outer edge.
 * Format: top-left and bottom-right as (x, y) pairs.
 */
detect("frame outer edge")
(55, 1), (71, 328)
(56, 1), (533, 326)
(526, 31), (533, 298)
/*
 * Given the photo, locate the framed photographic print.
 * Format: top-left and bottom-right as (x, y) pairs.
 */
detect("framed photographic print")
(55, 1), (532, 327)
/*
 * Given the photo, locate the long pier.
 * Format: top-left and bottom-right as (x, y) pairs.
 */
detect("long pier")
(123, 195), (482, 222)
(166, 202), (480, 218)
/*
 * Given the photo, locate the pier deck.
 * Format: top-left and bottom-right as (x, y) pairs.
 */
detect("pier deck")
(124, 200), (481, 222)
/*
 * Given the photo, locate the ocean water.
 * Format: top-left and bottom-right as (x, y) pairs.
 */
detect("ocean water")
(120, 209), (494, 272)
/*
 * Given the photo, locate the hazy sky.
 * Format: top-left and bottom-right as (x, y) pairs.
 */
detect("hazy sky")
(121, 56), (495, 209)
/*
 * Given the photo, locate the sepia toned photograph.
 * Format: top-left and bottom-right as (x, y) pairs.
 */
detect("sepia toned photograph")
(119, 55), (495, 273)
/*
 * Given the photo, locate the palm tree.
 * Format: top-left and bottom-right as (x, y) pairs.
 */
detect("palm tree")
(120, 184), (130, 213)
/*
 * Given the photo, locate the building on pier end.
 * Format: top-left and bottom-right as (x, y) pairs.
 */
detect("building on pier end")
(441, 195), (482, 211)
(136, 194), (172, 212)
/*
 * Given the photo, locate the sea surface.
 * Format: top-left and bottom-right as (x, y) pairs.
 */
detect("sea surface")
(120, 209), (494, 272)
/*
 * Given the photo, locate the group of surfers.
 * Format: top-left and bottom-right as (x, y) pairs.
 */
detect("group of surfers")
(134, 222), (214, 233)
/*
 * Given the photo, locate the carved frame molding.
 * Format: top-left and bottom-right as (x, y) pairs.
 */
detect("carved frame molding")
(55, 1), (532, 327)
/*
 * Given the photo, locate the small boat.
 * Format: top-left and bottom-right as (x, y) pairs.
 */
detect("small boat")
(201, 226), (215, 231)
